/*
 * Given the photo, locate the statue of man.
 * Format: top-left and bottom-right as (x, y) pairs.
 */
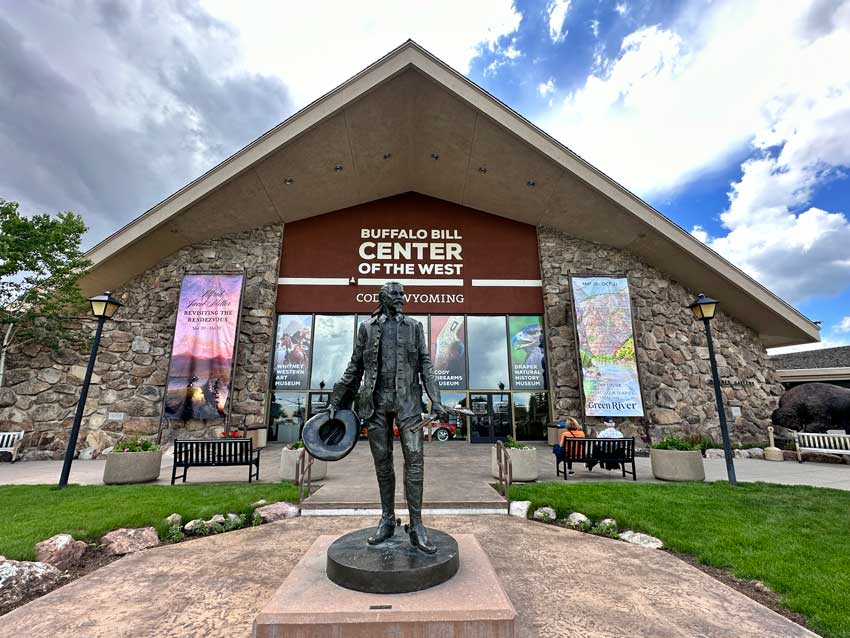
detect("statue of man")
(328, 281), (446, 553)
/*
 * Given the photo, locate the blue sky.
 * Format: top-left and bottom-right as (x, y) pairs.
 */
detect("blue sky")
(2, 0), (849, 351)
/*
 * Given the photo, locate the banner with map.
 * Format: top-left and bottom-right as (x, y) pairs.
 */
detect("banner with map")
(163, 273), (244, 421)
(571, 276), (644, 417)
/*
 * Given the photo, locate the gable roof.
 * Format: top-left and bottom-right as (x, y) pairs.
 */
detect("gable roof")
(80, 40), (819, 348)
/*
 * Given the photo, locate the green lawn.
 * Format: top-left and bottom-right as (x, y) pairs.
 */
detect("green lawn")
(510, 481), (850, 638)
(0, 482), (299, 561)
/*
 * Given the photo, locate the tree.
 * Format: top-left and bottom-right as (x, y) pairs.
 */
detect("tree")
(0, 199), (91, 387)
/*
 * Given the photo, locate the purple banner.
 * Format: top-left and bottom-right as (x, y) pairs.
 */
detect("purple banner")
(163, 273), (244, 421)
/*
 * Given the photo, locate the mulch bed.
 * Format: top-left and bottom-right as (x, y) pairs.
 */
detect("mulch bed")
(1, 546), (119, 617)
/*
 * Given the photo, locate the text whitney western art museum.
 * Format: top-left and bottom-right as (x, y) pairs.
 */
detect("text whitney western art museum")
(0, 42), (820, 460)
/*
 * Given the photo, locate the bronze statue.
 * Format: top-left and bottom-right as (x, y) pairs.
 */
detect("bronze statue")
(327, 281), (446, 553)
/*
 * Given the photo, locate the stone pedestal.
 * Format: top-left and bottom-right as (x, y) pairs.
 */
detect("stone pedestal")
(253, 534), (516, 638)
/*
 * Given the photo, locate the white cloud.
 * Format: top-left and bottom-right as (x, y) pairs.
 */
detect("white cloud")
(837, 316), (850, 333)
(547, 0), (571, 43)
(536, 0), (850, 304)
(200, 0), (522, 105)
(614, 3), (628, 16)
(690, 225), (709, 243)
(590, 19), (600, 38)
(538, 78), (556, 98)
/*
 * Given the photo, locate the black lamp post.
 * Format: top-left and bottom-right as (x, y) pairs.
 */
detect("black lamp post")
(689, 293), (737, 486)
(58, 291), (123, 489)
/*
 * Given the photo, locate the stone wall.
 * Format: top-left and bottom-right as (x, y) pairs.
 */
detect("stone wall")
(538, 226), (785, 446)
(0, 224), (283, 459)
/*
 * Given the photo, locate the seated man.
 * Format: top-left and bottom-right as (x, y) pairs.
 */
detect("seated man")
(554, 417), (585, 475)
(595, 417), (624, 470)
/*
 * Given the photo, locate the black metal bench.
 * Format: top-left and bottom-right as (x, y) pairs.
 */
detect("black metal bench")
(171, 438), (260, 484)
(554, 437), (636, 481)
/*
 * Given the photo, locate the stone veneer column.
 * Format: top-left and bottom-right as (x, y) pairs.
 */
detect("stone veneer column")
(0, 224), (283, 459)
(537, 226), (784, 445)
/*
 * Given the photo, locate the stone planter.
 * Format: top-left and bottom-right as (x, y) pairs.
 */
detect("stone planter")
(103, 450), (163, 485)
(246, 426), (268, 450)
(650, 448), (705, 482)
(280, 447), (327, 482)
(490, 446), (538, 482)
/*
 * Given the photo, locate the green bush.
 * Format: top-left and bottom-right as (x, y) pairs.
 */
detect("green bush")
(652, 437), (697, 451)
(504, 436), (531, 450)
(287, 440), (305, 450)
(113, 438), (161, 452)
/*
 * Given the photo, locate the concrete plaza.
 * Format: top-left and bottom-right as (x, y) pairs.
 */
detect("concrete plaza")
(2, 442), (849, 497)
(0, 515), (817, 638)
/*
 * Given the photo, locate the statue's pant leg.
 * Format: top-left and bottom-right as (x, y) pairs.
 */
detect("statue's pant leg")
(398, 415), (424, 524)
(367, 410), (395, 520)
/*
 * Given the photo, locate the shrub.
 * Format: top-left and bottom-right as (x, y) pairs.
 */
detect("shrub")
(684, 434), (722, 451)
(652, 437), (697, 451)
(286, 440), (305, 450)
(113, 438), (160, 452)
(503, 436), (532, 450)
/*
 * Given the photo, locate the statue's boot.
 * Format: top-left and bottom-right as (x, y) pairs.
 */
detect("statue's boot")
(368, 473), (396, 545)
(405, 475), (436, 554)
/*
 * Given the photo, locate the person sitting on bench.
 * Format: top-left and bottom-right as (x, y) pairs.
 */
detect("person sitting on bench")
(556, 417), (586, 476)
(594, 417), (624, 471)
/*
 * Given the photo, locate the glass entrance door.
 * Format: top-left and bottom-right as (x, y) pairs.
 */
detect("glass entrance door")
(470, 393), (512, 443)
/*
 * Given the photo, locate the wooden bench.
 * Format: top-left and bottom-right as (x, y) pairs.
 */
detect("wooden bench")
(171, 438), (260, 484)
(554, 437), (636, 480)
(0, 431), (24, 463)
(794, 431), (850, 463)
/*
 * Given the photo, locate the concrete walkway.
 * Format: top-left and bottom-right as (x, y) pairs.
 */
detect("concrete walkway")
(0, 516), (816, 638)
(2, 442), (849, 494)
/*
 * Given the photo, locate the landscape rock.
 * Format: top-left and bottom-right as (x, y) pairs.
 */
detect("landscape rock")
(0, 559), (62, 608)
(566, 512), (590, 528)
(619, 530), (664, 549)
(183, 519), (205, 533)
(705, 448), (725, 459)
(205, 514), (226, 527)
(35, 534), (87, 570)
(226, 513), (242, 525)
(532, 506), (557, 522)
(78, 447), (97, 461)
(255, 502), (300, 523)
(509, 500), (531, 519)
(599, 517), (618, 530)
(746, 447), (765, 460)
(100, 527), (160, 555)
(251, 499), (268, 509)
(164, 513), (182, 527)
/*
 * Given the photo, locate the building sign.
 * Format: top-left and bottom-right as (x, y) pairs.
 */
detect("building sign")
(509, 316), (546, 390)
(276, 193), (543, 314)
(163, 273), (244, 421)
(571, 276), (644, 417)
(273, 314), (312, 389)
(430, 315), (467, 389)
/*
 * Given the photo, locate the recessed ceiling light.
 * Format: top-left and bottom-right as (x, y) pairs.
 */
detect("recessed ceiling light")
(431, 152), (440, 160)
(383, 152), (392, 160)
(478, 166), (488, 173)
(284, 177), (294, 185)
(334, 164), (344, 172)
(527, 179), (536, 187)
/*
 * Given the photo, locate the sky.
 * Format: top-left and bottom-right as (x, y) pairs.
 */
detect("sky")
(2, 0), (849, 353)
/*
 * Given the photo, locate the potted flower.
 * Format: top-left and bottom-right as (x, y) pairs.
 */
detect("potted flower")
(650, 437), (705, 482)
(490, 436), (538, 482)
(280, 440), (327, 482)
(103, 438), (163, 484)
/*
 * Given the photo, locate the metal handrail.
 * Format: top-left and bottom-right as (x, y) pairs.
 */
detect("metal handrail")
(495, 440), (512, 512)
(295, 447), (315, 504)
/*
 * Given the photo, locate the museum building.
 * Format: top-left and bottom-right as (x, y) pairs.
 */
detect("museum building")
(0, 42), (820, 459)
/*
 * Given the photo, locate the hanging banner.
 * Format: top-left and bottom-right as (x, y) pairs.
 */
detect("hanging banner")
(430, 315), (467, 390)
(273, 314), (312, 389)
(509, 316), (546, 390)
(571, 276), (644, 417)
(163, 273), (245, 421)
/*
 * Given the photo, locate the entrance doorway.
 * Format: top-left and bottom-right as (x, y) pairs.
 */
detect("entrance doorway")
(470, 393), (512, 443)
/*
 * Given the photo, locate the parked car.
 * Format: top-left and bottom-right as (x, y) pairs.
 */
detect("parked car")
(359, 422), (457, 441)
